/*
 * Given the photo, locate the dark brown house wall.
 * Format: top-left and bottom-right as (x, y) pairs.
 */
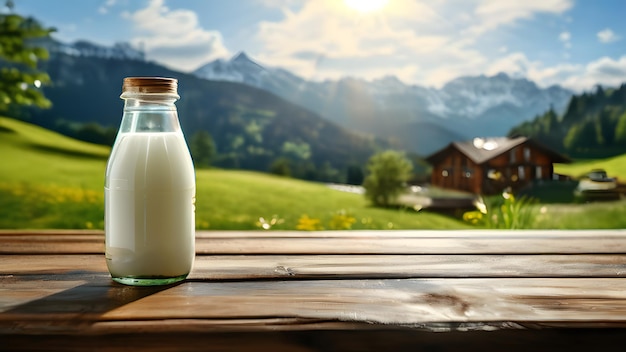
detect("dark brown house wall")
(431, 150), (461, 190)
(482, 143), (558, 193)
(429, 140), (566, 195)
(430, 149), (481, 193)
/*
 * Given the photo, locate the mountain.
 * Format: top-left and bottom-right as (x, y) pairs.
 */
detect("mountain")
(20, 41), (384, 183)
(38, 38), (146, 61)
(193, 52), (266, 84)
(194, 53), (574, 155)
(509, 84), (626, 158)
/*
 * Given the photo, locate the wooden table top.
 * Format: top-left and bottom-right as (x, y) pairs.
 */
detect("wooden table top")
(3, 229), (626, 351)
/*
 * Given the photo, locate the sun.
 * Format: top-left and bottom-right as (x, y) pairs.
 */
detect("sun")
(344, 0), (389, 13)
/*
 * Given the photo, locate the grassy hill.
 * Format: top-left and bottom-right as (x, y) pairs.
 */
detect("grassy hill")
(554, 154), (626, 180)
(0, 117), (109, 187)
(29, 52), (385, 182)
(508, 84), (626, 159)
(0, 117), (467, 230)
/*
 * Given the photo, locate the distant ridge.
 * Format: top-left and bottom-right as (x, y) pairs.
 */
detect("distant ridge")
(24, 46), (385, 183)
(193, 52), (574, 155)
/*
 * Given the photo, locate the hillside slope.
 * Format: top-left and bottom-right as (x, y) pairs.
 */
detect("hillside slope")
(0, 117), (465, 230)
(0, 117), (109, 187)
(554, 153), (626, 180)
(24, 53), (385, 182)
(195, 54), (574, 155)
(509, 84), (626, 158)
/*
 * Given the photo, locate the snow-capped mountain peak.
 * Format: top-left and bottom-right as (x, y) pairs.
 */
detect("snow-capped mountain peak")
(433, 72), (572, 119)
(42, 38), (146, 61)
(231, 52), (254, 65)
(193, 52), (268, 84)
(191, 52), (574, 154)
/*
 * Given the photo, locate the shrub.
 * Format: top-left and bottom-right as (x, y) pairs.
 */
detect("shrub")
(362, 150), (413, 207)
(463, 190), (537, 229)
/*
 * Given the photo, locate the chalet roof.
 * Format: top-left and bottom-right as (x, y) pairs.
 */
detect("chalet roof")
(425, 136), (571, 165)
(454, 136), (527, 164)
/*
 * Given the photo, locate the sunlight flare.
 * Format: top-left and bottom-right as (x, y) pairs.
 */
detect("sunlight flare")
(344, 0), (389, 13)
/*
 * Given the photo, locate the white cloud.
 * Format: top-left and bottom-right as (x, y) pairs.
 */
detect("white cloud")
(254, 0), (576, 87)
(559, 31), (571, 48)
(122, 0), (230, 71)
(597, 28), (620, 43)
(98, 0), (117, 15)
(469, 0), (573, 36)
(484, 52), (626, 91)
(580, 56), (626, 85)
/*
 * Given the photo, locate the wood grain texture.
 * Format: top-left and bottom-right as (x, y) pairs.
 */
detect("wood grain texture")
(3, 230), (626, 351)
(6, 328), (626, 352)
(4, 277), (626, 331)
(3, 254), (626, 279)
(3, 229), (626, 254)
(97, 278), (626, 325)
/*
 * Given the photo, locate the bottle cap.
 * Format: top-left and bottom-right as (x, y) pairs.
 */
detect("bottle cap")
(121, 77), (179, 98)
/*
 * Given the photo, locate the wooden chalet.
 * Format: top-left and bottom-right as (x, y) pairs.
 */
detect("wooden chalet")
(425, 136), (570, 195)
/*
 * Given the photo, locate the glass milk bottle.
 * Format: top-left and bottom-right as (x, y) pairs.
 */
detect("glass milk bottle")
(105, 77), (195, 286)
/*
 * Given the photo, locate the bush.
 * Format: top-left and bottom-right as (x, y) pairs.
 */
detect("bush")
(362, 150), (413, 207)
(463, 190), (537, 229)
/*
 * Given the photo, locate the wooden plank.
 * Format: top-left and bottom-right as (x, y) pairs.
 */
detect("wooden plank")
(189, 254), (626, 279)
(4, 228), (626, 239)
(0, 279), (88, 313)
(3, 254), (626, 279)
(5, 229), (624, 238)
(96, 278), (626, 325)
(195, 235), (626, 254)
(0, 230), (104, 236)
(3, 230), (626, 254)
(5, 231), (626, 351)
(5, 278), (626, 333)
(7, 327), (626, 352)
(194, 229), (626, 239)
(0, 234), (104, 254)
(0, 255), (107, 274)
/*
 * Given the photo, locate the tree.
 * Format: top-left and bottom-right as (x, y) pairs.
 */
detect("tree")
(0, 2), (54, 114)
(346, 164), (364, 185)
(74, 122), (116, 145)
(190, 130), (216, 168)
(269, 157), (291, 177)
(540, 108), (558, 136)
(615, 112), (626, 145)
(564, 119), (598, 152)
(317, 161), (340, 183)
(362, 150), (413, 208)
(596, 106), (618, 147)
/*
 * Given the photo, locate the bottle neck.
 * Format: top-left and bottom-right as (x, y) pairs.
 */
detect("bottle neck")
(119, 95), (181, 133)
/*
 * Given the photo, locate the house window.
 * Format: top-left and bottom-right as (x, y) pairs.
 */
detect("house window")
(518, 165), (525, 180)
(524, 147), (531, 161)
(510, 148), (516, 163)
(442, 169), (449, 177)
(464, 168), (473, 178)
(535, 166), (542, 179)
(487, 169), (501, 180)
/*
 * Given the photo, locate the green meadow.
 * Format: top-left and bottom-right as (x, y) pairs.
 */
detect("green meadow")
(555, 155), (626, 180)
(0, 117), (468, 230)
(2, 116), (626, 230)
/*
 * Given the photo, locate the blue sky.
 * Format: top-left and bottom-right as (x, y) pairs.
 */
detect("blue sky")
(12, 0), (626, 91)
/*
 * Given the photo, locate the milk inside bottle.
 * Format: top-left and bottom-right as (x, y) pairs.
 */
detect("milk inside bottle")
(105, 77), (195, 286)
